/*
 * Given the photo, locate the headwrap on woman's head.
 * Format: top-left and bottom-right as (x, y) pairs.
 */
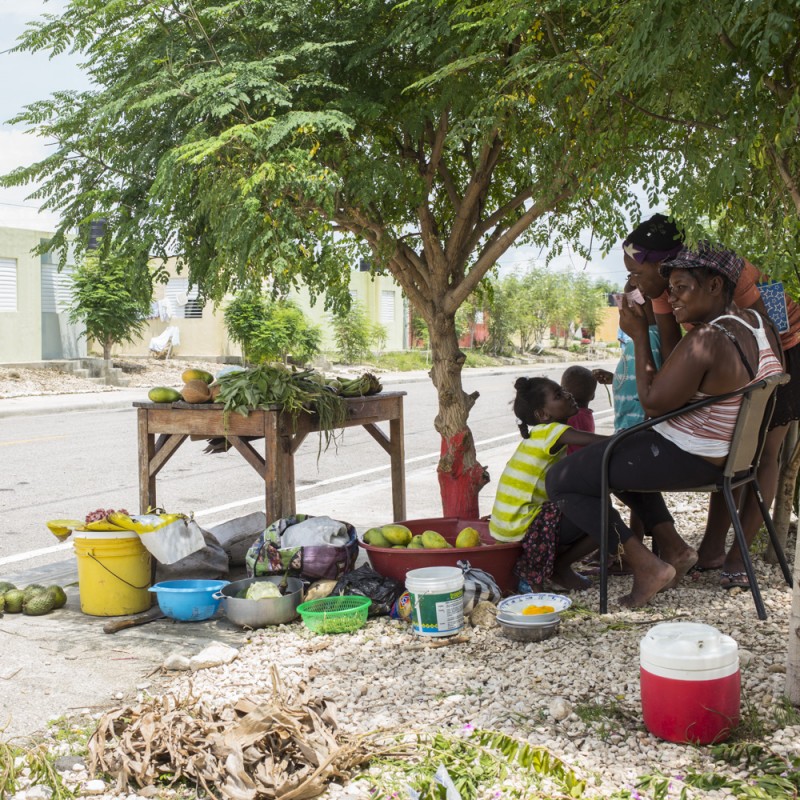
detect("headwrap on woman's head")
(622, 213), (684, 264)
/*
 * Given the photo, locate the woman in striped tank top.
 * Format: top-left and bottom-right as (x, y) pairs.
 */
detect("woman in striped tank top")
(545, 244), (784, 609)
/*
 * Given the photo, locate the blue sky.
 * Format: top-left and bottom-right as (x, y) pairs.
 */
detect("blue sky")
(0, 0), (634, 286)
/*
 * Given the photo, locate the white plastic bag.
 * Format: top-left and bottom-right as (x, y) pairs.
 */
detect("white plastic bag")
(136, 516), (205, 564)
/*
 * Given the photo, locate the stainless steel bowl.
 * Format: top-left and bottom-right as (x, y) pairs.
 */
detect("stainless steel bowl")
(497, 616), (560, 643)
(216, 576), (304, 628)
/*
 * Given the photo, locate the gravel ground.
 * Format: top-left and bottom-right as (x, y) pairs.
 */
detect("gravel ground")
(8, 502), (799, 800)
(3, 359), (798, 799)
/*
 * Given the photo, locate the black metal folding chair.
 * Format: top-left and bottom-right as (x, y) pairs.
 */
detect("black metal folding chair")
(599, 373), (793, 619)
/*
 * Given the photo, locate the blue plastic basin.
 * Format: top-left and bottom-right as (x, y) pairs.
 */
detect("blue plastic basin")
(149, 579), (230, 621)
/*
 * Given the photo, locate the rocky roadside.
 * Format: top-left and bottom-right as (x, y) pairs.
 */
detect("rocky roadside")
(0, 359), (228, 399)
(4, 501), (798, 800)
(0, 349), (606, 400)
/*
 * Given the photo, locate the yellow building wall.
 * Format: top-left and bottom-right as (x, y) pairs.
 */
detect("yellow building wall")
(0, 227), (48, 363)
(115, 262), (406, 359)
(292, 270), (406, 352)
(112, 267), (242, 360)
(594, 306), (621, 345)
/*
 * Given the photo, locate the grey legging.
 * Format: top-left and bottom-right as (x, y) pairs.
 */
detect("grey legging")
(545, 430), (722, 548)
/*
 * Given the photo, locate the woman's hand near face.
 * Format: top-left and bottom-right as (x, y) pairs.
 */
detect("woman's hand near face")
(618, 297), (648, 338)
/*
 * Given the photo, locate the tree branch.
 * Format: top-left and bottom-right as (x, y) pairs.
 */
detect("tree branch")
(444, 184), (572, 314)
(767, 144), (800, 216)
(424, 110), (449, 191)
(334, 209), (432, 295)
(466, 188), (533, 253)
(446, 129), (502, 267)
(718, 29), (793, 105)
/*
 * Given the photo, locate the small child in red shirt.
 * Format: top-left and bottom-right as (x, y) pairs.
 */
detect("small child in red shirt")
(561, 365), (597, 455)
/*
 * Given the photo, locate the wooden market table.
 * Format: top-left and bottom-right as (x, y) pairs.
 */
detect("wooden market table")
(134, 392), (406, 524)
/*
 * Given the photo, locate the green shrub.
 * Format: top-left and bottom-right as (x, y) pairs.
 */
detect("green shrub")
(68, 249), (152, 360)
(330, 302), (372, 363)
(225, 291), (320, 365)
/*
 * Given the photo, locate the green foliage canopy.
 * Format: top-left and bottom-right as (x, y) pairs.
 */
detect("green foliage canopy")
(578, 0), (800, 281)
(3, 0), (652, 322)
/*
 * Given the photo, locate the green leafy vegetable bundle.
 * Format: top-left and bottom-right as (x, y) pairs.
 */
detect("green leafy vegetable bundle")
(215, 364), (382, 450)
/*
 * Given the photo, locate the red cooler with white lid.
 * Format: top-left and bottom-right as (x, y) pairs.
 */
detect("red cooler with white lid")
(640, 622), (740, 744)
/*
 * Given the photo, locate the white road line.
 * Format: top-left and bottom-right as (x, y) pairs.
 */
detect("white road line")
(4, 408), (615, 565)
(0, 542), (72, 567)
(193, 408), (613, 518)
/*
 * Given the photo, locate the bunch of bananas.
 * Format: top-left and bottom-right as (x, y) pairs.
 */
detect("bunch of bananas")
(337, 372), (382, 397)
(46, 510), (184, 540)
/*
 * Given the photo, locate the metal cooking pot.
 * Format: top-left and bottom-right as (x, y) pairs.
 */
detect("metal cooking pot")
(215, 576), (304, 628)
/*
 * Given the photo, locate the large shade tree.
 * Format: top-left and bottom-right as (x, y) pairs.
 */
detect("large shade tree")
(4, 0), (649, 516)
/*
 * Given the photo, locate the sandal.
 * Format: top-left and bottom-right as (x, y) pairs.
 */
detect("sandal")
(687, 564), (721, 576)
(720, 570), (750, 591)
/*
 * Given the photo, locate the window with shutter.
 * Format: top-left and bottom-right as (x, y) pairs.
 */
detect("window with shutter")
(41, 265), (75, 313)
(164, 278), (204, 319)
(380, 290), (395, 323)
(40, 239), (57, 266)
(0, 259), (17, 312)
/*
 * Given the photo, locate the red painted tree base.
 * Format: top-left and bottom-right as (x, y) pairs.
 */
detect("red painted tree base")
(438, 429), (490, 518)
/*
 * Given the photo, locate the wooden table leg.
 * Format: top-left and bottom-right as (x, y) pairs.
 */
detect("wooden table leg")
(390, 412), (406, 521)
(280, 429), (296, 517)
(264, 410), (280, 525)
(137, 408), (156, 513)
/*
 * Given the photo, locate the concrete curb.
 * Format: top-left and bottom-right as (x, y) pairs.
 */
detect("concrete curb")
(0, 360), (618, 419)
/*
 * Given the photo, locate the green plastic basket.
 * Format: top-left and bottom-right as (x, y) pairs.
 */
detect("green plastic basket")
(297, 595), (371, 634)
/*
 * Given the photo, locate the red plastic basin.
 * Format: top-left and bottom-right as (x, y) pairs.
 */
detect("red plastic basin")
(359, 517), (522, 595)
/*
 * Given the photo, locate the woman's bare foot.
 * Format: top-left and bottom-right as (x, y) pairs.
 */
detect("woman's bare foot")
(616, 537), (676, 608)
(650, 522), (698, 588)
(619, 561), (676, 608)
(662, 547), (699, 590)
(551, 561), (591, 591)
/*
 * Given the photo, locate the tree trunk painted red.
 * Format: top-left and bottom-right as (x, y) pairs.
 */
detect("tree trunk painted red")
(437, 429), (490, 518)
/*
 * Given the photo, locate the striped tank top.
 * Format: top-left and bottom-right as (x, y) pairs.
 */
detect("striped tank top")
(654, 312), (783, 457)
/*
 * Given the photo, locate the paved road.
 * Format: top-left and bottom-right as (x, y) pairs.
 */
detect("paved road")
(0, 362), (615, 578)
(0, 360), (616, 740)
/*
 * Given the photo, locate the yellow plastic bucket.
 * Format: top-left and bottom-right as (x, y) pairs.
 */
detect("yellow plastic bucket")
(73, 531), (152, 616)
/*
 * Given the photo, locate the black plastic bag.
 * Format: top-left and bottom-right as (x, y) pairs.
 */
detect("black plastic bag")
(332, 564), (404, 617)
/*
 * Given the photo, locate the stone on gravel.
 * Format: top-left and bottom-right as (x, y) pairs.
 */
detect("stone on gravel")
(549, 697), (572, 721)
(163, 653), (191, 671)
(81, 779), (106, 795)
(190, 642), (238, 671)
(54, 755), (85, 772)
(25, 786), (53, 800)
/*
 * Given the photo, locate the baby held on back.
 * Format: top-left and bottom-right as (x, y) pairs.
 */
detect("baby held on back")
(489, 376), (606, 592)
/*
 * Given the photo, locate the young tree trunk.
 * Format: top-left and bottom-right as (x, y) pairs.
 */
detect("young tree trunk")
(786, 534), (800, 702)
(102, 337), (113, 361)
(768, 432), (800, 563)
(428, 312), (489, 518)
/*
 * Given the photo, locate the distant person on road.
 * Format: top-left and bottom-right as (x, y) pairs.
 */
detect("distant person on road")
(489, 376), (604, 592)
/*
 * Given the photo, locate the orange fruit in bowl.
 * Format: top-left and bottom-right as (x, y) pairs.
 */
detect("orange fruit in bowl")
(521, 604), (555, 616)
